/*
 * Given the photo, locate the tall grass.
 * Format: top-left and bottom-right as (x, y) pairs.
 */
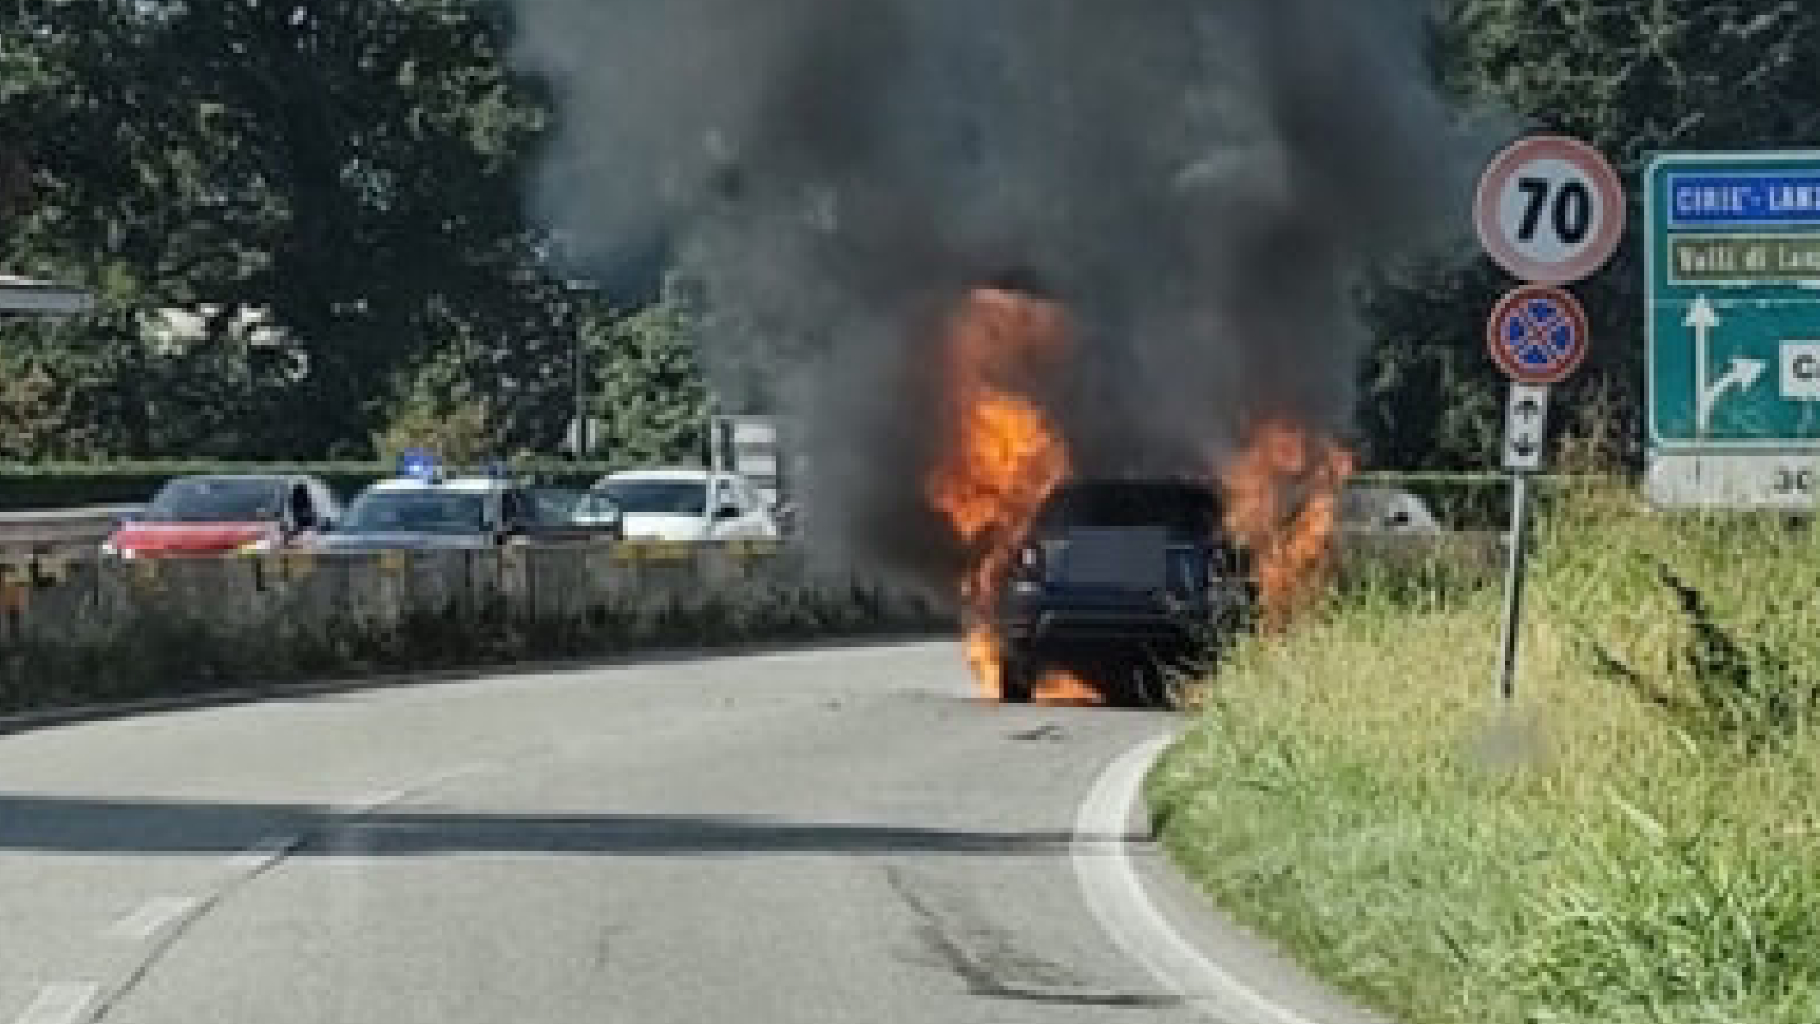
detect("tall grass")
(1150, 480), (1820, 1024)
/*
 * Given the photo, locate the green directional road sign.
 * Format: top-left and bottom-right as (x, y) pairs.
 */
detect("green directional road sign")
(1647, 152), (1820, 450)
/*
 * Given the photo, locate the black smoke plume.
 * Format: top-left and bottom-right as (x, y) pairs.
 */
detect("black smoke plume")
(515, 0), (1490, 594)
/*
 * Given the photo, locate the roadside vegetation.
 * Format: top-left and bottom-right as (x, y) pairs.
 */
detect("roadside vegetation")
(1150, 479), (1820, 1024)
(0, 584), (946, 718)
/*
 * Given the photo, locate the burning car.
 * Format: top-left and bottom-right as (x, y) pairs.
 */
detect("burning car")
(988, 477), (1256, 705)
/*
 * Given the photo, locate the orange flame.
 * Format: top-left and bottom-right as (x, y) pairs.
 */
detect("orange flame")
(1222, 418), (1355, 632)
(927, 288), (1073, 698)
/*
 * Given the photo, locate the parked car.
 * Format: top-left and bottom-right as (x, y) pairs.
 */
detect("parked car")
(320, 473), (525, 552)
(593, 469), (780, 542)
(101, 474), (340, 559)
(318, 469), (623, 553)
(523, 487), (624, 544)
(990, 476), (1256, 706)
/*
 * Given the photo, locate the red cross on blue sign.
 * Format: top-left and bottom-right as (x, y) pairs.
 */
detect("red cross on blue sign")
(1486, 285), (1591, 386)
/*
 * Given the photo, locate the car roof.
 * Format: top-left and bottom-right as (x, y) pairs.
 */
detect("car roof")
(602, 468), (720, 484)
(364, 477), (503, 495)
(169, 474), (290, 485)
(1053, 477), (1220, 497)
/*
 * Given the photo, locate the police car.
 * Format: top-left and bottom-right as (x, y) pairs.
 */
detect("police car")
(319, 454), (621, 552)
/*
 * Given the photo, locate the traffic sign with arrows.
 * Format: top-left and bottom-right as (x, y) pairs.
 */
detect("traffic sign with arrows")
(1646, 151), (1820, 506)
(1648, 153), (1820, 449)
(1503, 383), (1551, 473)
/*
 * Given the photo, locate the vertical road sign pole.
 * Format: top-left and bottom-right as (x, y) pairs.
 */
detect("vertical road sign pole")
(1476, 134), (1616, 699)
(1496, 470), (1531, 702)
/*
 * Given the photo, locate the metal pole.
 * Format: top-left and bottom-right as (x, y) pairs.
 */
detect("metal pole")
(570, 293), (586, 461)
(572, 337), (584, 460)
(1496, 471), (1531, 702)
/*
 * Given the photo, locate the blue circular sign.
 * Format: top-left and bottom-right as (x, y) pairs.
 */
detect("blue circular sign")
(1486, 285), (1590, 385)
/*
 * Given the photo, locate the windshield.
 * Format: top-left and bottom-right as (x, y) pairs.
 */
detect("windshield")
(141, 478), (284, 524)
(339, 490), (490, 535)
(597, 480), (707, 518)
(528, 488), (620, 528)
(1035, 482), (1223, 541)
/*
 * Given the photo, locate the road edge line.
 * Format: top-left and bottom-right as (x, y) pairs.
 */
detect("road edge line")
(1072, 733), (1329, 1024)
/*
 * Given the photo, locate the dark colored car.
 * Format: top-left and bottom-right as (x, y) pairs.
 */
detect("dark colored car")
(992, 478), (1257, 705)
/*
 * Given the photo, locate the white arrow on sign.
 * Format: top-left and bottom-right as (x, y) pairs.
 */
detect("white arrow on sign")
(1687, 295), (1768, 435)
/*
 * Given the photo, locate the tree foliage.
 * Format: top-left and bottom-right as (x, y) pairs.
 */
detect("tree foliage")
(2, 0), (589, 459)
(5, 2), (1816, 470)
(1363, 0), (1820, 471)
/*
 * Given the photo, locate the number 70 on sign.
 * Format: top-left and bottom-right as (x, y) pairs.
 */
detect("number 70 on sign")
(1475, 135), (1627, 287)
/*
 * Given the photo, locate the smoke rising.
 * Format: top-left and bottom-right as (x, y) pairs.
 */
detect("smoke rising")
(515, 0), (1489, 594)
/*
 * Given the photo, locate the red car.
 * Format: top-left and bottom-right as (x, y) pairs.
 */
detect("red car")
(101, 474), (342, 559)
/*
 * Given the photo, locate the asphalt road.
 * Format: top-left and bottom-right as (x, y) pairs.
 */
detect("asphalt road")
(0, 641), (1377, 1024)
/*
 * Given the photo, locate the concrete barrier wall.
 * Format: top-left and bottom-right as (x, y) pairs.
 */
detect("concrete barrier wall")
(0, 540), (861, 645)
(0, 533), (1498, 647)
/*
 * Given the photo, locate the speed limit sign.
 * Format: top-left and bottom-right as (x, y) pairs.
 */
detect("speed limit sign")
(1475, 135), (1626, 285)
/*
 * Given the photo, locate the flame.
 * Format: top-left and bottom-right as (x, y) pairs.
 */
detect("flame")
(1222, 418), (1355, 632)
(1033, 667), (1105, 706)
(964, 624), (1003, 700)
(927, 288), (1074, 698)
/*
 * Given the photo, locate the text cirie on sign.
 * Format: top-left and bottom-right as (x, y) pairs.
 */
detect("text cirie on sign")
(1476, 135), (1626, 286)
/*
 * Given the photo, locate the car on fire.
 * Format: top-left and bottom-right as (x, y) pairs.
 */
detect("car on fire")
(101, 474), (340, 559)
(990, 476), (1256, 706)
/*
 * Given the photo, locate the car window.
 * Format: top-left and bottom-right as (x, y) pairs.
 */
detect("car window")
(599, 480), (709, 518)
(289, 484), (315, 528)
(1035, 483), (1222, 540)
(142, 478), (285, 524)
(713, 480), (741, 513)
(339, 491), (489, 535)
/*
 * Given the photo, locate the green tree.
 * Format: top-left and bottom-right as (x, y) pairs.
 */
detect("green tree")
(2, 0), (572, 459)
(586, 286), (710, 467)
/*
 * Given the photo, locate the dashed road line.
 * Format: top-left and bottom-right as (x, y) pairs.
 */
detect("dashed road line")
(12, 982), (99, 1024)
(103, 897), (202, 942)
(220, 834), (301, 875)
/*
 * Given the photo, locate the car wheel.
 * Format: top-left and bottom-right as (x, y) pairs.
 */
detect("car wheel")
(1000, 652), (1037, 704)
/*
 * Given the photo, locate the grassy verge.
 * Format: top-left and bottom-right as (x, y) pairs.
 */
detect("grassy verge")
(0, 584), (949, 716)
(1149, 481), (1820, 1024)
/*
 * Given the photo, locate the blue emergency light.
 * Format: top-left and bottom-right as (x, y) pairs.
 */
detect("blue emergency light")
(397, 449), (441, 482)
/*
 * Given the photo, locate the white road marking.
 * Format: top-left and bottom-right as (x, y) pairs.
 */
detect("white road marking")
(1072, 734), (1331, 1024)
(104, 896), (202, 941)
(221, 834), (300, 875)
(335, 762), (500, 817)
(334, 790), (407, 816)
(12, 982), (99, 1024)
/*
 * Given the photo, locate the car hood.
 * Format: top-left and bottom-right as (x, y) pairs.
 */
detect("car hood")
(317, 532), (495, 552)
(619, 515), (709, 542)
(109, 522), (277, 554)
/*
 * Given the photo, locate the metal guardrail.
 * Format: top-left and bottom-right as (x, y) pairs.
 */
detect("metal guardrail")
(0, 505), (141, 550)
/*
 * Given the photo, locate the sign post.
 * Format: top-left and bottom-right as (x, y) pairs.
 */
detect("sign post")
(1645, 151), (1820, 506)
(1483, 287), (1589, 702)
(1476, 135), (1618, 702)
(1497, 383), (1550, 701)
